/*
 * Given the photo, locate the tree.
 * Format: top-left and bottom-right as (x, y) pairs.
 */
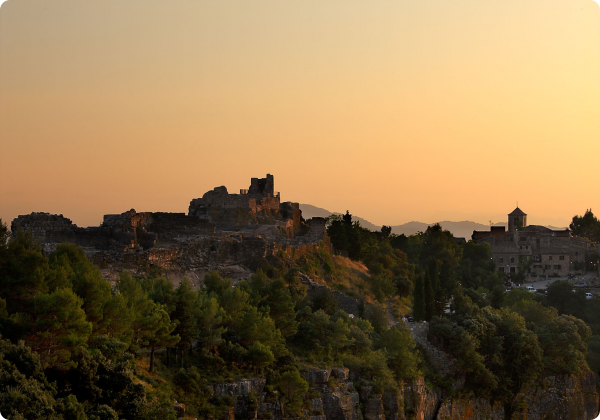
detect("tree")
(203, 271), (232, 296)
(381, 225), (392, 238)
(546, 280), (574, 314)
(538, 314), (591, 375)
(570, 209), (600, 243)
(495, 308), (543, 394)
(94, 294), (133, 341)
(413, 275), (426, 322)
(276, 370), (308, 416)
(370, 273), (396, 303)
(0, 230), (49, 314)
(330, 317), (354, 357)
(172, 366), (214, 418)
(22, 288), (92, 370)
(424, 272), (434, 321)
(259, 278), (298, 338)
(245, 342), (274, 374)
(196, 295), (226, 350)
(365, 302), (389, 334)
(50, 243), (112, 326)
(326, 215), (349, 252)
(0, 338), (62, 420)
(377, 325), (419, 380)
(311, 287), (338, 315)
(514, 256), (533, 284)
(145, 305), (180, 373)
(171, 279), (200, 365)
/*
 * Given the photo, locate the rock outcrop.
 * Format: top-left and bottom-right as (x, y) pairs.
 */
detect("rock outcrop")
(510, 371), (599, 420)
(436, 398), (504, 420)
(209, 369), (598, 420)
(11, 175), (332, 283)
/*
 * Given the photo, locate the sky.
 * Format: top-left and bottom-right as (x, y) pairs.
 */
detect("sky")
(1, 0), (599, 229)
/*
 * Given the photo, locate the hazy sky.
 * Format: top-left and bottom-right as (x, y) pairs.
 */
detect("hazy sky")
(1, 0), (599, 229)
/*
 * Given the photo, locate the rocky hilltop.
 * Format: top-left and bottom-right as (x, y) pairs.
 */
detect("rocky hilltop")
(11, 174), (330, 283)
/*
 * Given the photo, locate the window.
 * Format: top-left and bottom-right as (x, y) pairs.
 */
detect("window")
(559, 255), (565, 261)
(510, 267), (516, 273)
(549, 256), (553, 260)
(545, 264), (551, 269)
(499, 257), (504, 263)
(510, 257), (515, 263)
(499, 267), (504, 273)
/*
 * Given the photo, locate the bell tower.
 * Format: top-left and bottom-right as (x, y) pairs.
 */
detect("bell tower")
(508, 207), (527, 232)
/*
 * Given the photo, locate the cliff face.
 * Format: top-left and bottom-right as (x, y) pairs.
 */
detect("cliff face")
(436, 398), (504, 420)
(210, 370), (599, 420)
(510, 371), (599, 420)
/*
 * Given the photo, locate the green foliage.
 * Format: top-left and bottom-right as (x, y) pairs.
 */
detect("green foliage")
(412, 276), (426, 322)
(377, 325), (419, 380)
(50, 243), (112, 326)
(546, 280), (575, 314)
(570, 209), (600, 242)
(538, 315), (591, 375)
(203, 271), (232, 295)
(370, 273), (396, 303)
(276, 369), (308, 416)
(429, 316), (498, 393)
(364, 302), (389, 334)
(0, 229), (49, 314)
(246, 342), (275, 374)
(0, 338), (60, 420)
(22, 288), (92, 370)
(171, 278), (199, 356)
(173, 366), (214, 417)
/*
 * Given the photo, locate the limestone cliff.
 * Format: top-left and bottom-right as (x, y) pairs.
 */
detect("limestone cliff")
(210, 370), (598, 420)
(510, 371), (598, 420)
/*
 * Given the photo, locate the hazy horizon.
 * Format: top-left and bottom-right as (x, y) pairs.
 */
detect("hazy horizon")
(1, 0), (599, 229)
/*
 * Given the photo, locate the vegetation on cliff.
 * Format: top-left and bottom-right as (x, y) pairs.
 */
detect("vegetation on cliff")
(0, 210), (597, 419)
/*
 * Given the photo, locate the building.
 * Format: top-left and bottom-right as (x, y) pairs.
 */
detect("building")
(472, 207), (591, 277)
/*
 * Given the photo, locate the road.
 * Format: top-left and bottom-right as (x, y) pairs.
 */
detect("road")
(522, 271), (599, 291)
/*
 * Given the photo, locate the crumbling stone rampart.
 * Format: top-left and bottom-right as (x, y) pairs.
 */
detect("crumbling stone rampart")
(410, 322), (460, 380)
(11, 174), (330, 283)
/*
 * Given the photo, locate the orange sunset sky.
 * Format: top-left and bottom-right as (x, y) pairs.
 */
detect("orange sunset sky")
(1, 0), (599, 229)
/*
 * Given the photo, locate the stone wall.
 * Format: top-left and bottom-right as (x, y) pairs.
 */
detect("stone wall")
(409, 322), (460, 380)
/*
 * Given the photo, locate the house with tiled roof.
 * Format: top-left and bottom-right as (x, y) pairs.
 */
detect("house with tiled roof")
(472, 207), (591, 277)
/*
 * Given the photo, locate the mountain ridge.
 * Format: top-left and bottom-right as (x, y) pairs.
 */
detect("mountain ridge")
(300, 204), (567, 240)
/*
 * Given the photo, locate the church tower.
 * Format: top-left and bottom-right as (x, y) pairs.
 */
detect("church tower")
(508, 207), (527, 232)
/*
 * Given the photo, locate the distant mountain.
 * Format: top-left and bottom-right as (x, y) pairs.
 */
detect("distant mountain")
(299, 204), (381, 232)
(299, 204), (566, 240)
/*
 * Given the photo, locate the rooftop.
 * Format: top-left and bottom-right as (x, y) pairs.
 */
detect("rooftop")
(509, 207), (527, 216)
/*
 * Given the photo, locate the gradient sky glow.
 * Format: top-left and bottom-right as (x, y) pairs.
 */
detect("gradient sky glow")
(1, 0), (599, 229)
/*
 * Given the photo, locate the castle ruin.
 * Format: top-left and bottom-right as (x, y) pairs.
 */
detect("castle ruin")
(11, 174), (329, 283)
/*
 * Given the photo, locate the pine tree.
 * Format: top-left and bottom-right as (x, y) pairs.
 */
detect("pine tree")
(424, 272), (434, 322)
(171, 279), (199, 366)
(413, 275), (426, 322)
(23, 288), (92, 369)
(147, 305), (180, 373)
